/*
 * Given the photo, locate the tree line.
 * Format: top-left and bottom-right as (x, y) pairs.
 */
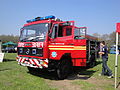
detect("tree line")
(92, 31), (120, 48)
(0, 35), (19, 43)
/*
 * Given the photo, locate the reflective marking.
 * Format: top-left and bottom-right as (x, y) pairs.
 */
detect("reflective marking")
(48, 45), (74, 47)
(49, 46), (86, 50)
(49, 48), (86, 50)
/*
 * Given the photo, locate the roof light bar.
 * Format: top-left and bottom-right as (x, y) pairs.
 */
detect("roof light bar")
(26, 15), (55, 23)
(45, 15), (55, 19)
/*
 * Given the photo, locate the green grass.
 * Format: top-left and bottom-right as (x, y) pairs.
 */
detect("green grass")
(0, 53), (56, 90)
(0, 53), (120, 90)
(73, 80), (95, 90)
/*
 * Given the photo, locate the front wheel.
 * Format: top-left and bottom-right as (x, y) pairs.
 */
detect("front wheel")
(56, 59), (72, 80)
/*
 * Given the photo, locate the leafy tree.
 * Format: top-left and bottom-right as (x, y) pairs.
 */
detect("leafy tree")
(93, 32), (120, 49)
(0, 35), (19, 43)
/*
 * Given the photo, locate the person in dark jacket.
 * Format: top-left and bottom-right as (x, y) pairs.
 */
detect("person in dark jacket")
(99, 41), (113, 78)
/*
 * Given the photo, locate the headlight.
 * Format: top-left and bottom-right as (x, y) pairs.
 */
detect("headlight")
(32, 49), (36, 54)
(19, 48), (23, 54)
(26, 48), (30, 54)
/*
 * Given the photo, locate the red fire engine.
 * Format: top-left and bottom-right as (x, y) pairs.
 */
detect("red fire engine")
(17, 15), (100, 79)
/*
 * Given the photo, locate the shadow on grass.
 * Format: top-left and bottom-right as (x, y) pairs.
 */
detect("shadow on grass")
(67, 67), (97, 80)
(0, 68), (12, 72)
(26, 60), (102, 80)
(27, 66), (98, 80)
(27, 69), (58, 80)
(3, 59), (15, 62)
(117, 82), (120, 88)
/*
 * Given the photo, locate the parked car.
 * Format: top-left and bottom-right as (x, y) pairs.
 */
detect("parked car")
(109, 45), (120, 54)
(4, 47), (17, 53)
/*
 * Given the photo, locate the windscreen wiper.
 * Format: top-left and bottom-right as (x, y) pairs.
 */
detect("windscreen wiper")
(30, 36), (44, 42)
(21, 38), (29, 42)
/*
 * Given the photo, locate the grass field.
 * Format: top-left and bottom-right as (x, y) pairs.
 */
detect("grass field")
(0, 53), (120, 90)
(0, 53), (56, 90)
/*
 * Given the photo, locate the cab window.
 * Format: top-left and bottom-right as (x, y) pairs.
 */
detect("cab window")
(58, 25), (63, 37)
(51, 24), (58, 38)
(51, 24), (72, 38)
(66, 27), (72, 36)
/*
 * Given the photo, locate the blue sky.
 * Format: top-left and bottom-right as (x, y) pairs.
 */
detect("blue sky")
(0, 0), (120, 35)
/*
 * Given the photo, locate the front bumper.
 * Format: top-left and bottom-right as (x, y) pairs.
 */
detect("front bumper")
(16, 56), (48, 69)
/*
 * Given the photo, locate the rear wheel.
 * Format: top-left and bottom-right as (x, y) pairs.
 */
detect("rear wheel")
(56, 58), (72, 80)
(87, 54), (96, 68)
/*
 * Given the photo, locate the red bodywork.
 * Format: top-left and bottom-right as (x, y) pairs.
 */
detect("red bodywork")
(17, 19), (98, 68)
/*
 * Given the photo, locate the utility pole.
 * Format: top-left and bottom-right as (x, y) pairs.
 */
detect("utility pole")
(115, 23), (120, 88)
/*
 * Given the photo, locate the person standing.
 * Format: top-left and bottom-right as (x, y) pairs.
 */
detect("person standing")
(99, 41), (113, 78)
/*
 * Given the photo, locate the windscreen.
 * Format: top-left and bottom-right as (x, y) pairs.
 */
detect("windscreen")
(20, 23), (49, 42)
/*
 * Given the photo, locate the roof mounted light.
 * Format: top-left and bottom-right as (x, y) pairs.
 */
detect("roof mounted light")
(45, 15), (55, 19)
(26, 15), (55, 23)
(26, 19), (36, 23)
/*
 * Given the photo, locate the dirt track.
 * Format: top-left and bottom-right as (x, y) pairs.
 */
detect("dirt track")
(31, 68), (119, 90)
(44, 71), (117, 90)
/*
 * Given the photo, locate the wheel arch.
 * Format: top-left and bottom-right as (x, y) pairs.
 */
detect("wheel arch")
(60, 53), (73, 65)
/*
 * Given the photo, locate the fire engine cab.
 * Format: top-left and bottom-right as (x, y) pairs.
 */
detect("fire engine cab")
(17, 15), (100, 79)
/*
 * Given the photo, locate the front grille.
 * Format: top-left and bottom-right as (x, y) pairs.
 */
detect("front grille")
(17, 47), (43, 57)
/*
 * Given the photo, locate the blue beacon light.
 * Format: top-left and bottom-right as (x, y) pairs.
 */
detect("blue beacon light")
(26, 19), (36, 23)
(45, 15), (55, 19)
(26, 15), (55, 23)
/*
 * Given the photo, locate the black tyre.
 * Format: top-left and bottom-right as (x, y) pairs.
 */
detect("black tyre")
(56, 58), (72, 80)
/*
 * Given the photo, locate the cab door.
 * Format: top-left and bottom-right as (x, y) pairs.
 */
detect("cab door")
(50, 23), (73, 43)
(48, 23), (74, 60)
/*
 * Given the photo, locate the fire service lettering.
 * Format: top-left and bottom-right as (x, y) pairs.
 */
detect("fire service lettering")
(18, 42), (43, 47)
(32, 42), (43, 47)
(18, 43), (24, 47)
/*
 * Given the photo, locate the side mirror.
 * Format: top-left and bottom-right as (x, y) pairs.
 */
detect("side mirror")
(74, 27), (87, 39)
(79, 27), (86, 37)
